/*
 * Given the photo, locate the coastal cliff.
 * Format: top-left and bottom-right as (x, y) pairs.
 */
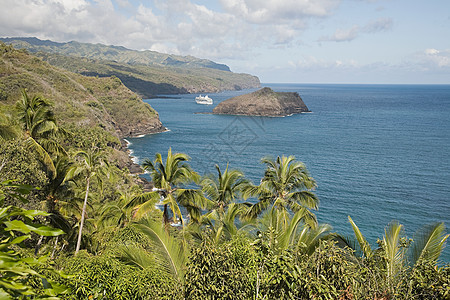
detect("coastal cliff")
(213, 87), (310, 117)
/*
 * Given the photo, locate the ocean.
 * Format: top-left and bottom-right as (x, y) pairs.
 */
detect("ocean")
(127, 84), (450, 262)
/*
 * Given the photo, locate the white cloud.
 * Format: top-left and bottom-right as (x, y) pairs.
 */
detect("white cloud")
(319, 25), (360, 42)
(425, 48), (440, 55)
(0, 0), (345, 63)
(363, 17), (393, 33)
(290, 55), (361, 70)
(115, 0), (131, 8)
(318, 17), (393, 43)
(219, 0), (339, 24)
(276, 48), (450, 84)
(421, 48), (450, 68)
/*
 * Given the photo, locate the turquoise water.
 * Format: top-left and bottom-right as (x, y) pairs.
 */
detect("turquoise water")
(127, 84), (450, 262)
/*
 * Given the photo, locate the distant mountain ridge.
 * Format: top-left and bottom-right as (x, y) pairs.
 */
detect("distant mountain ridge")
(0, 37), (231, 71)
(0, 37), (260, 98)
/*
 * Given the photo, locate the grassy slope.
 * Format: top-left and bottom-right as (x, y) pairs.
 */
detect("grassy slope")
(1, 38), (261, 98)
(0, 42), (164, 138)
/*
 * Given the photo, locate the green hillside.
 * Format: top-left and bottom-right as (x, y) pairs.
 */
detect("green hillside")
(1, 37), (231, 70)
(0, 37), (261, 98)
(0, 42), (164, 138)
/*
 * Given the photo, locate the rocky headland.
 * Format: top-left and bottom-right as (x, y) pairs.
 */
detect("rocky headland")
(212, 87), (310, 117)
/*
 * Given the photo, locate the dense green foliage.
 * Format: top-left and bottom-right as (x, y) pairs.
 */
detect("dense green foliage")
(185, 236), (256, 299)
(58, 251), (181, 300)
(0, 180), (67, 299)
(0, 42), (448, 299)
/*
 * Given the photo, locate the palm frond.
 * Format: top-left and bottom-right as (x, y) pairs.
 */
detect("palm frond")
(348, 216), (373, 259)
(125, 191), (160, 209)
(296, 223), (333, 255)
(244, 196), (271, 220)
(116, 243), (156, 270)
(25, 136), (56, 177)
(383, 221), (405, 288)
(0, 111), (18, 141)
(176, 188), (210, 210)
(289, 191), (319, 210)
(409, 222), (449, 266)
(134, 218), (186, 282)
(278, 209), (305, 250)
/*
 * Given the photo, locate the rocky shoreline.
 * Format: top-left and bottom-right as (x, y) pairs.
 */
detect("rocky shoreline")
(117, 122), (167, 190)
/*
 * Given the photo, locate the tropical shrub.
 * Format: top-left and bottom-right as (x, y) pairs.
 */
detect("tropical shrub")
(185, 236), (257, 299)
(407, 261), (450, 299)
(59, 251), (181, 300)
(255, 239), (358, 300)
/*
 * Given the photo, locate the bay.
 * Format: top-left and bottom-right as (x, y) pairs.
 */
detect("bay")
(127, 84), (450, 262)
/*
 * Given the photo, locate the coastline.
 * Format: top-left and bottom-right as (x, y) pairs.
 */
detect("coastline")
(119, 125), (168, 178)
(121, 137), (154, 191)
(196, 111), (312, 118)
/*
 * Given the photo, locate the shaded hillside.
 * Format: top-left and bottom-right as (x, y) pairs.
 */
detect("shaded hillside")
(1, 37), (261, 98)
(0, 42), (164, 138)
(213, 87), (310, 117)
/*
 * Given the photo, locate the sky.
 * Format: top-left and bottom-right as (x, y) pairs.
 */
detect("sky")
(0, 0), (449, 84)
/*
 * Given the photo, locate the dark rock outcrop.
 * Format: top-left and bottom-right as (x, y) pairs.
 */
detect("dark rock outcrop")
(213, 87), (310, 117)
(117, 113), (165, 138)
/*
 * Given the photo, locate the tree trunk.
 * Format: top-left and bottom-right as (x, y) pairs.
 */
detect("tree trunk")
(163, 204), (170, 233)
(75, 176), (90, 255)
(34, 235), (44, 255)
(51, 236), (59, 259)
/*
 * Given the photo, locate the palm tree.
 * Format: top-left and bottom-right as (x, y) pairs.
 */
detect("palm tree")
(195, 164), (250, 242)
(126, 148), (206, 228)
(15, 89), (56, 138)
(64, 148), (108, 255)
(191, 202), (249, 244)
(254, 207), (331, 254)
(15, 90), (66, 177)
(244, 155), (319, 227)
(35, 155), (74, 255)
(99, 190), (136, 230)
(201, 164), (249, 214)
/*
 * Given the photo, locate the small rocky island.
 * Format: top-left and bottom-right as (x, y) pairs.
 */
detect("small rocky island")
(213, 87), (310, 117)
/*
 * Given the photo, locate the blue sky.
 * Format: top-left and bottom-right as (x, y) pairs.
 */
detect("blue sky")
(1, 0), (449, 84)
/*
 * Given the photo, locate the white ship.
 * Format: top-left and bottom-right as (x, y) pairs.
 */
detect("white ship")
(195, 94), (213, 105)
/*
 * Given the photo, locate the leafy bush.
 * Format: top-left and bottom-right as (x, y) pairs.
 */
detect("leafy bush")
(58, 250), (182, 299)
(405, 261), (450, 299)
(185, 236), (257, 299)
